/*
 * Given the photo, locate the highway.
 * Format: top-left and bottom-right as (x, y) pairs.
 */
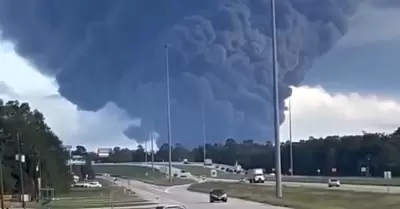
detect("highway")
(209, 178), (400, 193)
(112, 178), (287, 209)
(94, 162), (400, 193)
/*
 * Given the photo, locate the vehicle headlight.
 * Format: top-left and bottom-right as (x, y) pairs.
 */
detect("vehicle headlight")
(221, 194), (227, 198)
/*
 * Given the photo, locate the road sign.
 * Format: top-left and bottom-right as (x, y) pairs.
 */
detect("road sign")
(97, 148), (111, 157)
(331, 168), (337, 172)
(361, 167), (366, 172)
(211, 169), (217, 177)
(384, 171), (392, 179)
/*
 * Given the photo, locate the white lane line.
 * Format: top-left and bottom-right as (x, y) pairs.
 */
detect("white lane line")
(143, 186), (185, 205)
(165, 184), (191, 193)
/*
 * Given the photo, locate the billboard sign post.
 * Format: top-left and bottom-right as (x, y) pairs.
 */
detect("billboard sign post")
(97, 148), (111, 158)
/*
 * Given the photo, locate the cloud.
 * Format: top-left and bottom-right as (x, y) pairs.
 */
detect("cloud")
(337, 3), (400, 48)
(0, 39), (157, 151)
(280, 86), (400, 142)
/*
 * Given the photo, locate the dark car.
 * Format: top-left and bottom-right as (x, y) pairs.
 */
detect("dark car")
(209, 189), (228, 203)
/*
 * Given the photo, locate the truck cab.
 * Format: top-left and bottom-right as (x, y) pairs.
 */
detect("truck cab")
(248, 168), (265, 183)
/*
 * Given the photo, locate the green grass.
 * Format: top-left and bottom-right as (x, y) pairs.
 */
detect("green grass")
(173, 165), (242, 179)
(45, 179), (154, 209)
(93, 164), (195, 186)
(188, 181), (400, 209)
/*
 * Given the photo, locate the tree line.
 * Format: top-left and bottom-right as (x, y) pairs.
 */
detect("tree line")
(0, 100), (72, 201)
(93, 128), (400, 177)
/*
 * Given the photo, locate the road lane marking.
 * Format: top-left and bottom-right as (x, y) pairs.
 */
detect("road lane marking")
(165, 184), (192, 193)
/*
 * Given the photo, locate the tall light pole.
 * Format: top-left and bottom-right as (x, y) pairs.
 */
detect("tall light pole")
(201, 100), (206, 162)
(150, 131), (155, 171)
(164, 44), (173, 184)
(144, 141), (148, 163)
(288, 98), (294, 176)
(271, 0), (283, 198)
(149, 85), (155, 171)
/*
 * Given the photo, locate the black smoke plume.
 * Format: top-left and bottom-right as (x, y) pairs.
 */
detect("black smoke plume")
(0, 0), (388, 147)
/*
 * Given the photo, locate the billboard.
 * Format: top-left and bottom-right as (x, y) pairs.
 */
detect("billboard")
(97, 148), (111, 158)
(63, 145), (72, 151)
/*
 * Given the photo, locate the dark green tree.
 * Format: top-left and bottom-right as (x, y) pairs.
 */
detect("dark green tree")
(0, 100), (71, 200)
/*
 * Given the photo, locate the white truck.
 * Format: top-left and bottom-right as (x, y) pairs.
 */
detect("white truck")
(248, 168), (265, 183)
(204, 158), (212, 166)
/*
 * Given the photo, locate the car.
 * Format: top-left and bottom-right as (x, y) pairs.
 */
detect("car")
(209, 189), (228, 203)
(199, 175), (207, 181)
(328, 178), (340, 187)
(87, 181), (102, 188)
(72, 182), (86, 188)
(239, 178), (246, 183)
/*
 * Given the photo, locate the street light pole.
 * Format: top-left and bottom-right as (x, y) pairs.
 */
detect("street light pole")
(201, 100), (206, 162)
(144, 142), (148, 163)
(270, 0), (283, 198)
(164, 44), (173, 184)
(289, 98), (294, 176)
(150, 131), (154, 171)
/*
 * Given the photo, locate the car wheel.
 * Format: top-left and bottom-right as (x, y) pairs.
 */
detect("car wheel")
(210, 199), (214, 203)
(223, 199), (227, 202)
(328, 185), (332, 187)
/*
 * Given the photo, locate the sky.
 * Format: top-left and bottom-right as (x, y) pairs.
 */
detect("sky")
(1, 3), (400, 151)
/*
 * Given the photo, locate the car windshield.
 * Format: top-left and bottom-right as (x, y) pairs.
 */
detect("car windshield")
(212, 189), (225, 195)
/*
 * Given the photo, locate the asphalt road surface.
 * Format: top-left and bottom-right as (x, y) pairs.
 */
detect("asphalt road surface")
(211, 178), (400, 193)
(268, 181), (400, 193)
(112, 178), (287, 209)
(94, 162), (400, 193)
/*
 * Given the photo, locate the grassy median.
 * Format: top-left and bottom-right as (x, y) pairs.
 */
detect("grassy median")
(188, 181), (400, 209)
(47, 179), (155, 209)
(93, 165), (195, 186)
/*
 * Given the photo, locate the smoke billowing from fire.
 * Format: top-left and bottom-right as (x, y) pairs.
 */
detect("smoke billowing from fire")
(0, 0), (392, 147)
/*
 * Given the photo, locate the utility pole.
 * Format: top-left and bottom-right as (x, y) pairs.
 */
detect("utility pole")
(289, 98), (294, 176)
(16, 132), (26, 208)
(0, 140), (5, 209)
(36, 152), (42, 201)
(270, 0), (283, 198)
(201, 100), (206, 162)
(68, 148), (72, 174)
(0, 131), (12, 209)
(164, 44), (173, 184)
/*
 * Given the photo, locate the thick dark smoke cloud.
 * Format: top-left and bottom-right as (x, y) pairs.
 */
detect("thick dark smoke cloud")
(0, 0), (377, 147)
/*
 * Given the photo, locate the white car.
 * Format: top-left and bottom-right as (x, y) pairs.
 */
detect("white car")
(328, 179), (340, 187)
(73, 182), (86, 188)
(87, 181), (103, 188)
